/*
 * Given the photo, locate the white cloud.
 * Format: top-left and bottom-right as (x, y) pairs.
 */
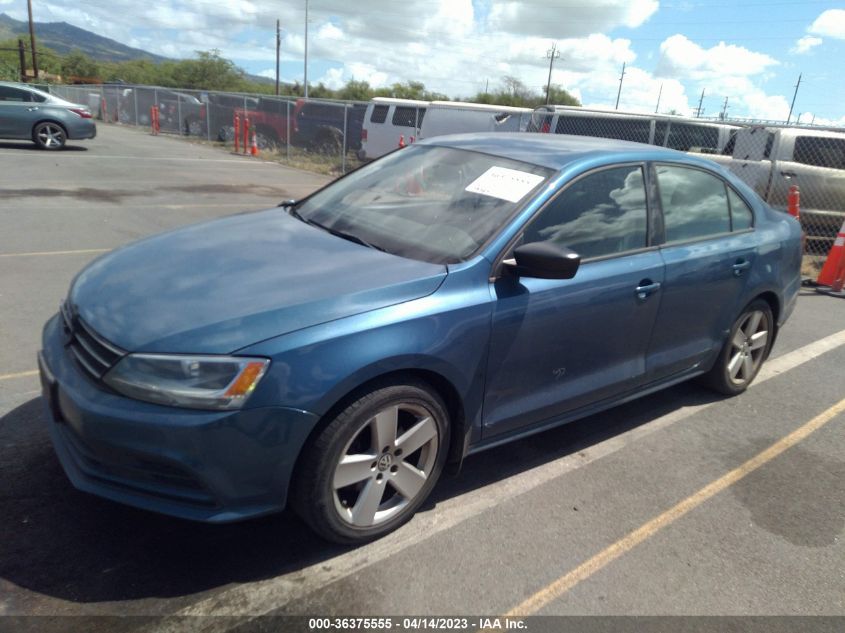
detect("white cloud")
(657, 34), (778, 80)
(487, 0), (658, 37)
(808, 8), (845, 39)
(791, 36), (822, 55)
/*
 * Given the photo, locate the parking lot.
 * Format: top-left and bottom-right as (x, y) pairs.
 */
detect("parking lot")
(1, 125), (843, 629)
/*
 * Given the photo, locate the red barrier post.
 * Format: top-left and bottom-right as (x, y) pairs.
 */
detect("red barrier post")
(150, 105), (155, 135)
(787, 185), (800, 219)
(234, 114), (240, 153)
(243, 117), (250, 155)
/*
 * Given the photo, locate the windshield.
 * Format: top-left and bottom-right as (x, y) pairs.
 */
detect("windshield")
(294, 145), (554, 264)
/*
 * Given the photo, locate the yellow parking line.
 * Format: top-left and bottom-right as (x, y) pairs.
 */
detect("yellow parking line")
(503, 396), (845, 617)
(0, 369), (39, 382)
(0, 248), (109, 258)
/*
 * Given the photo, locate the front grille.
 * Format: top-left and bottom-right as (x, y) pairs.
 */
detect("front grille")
(60, 301), (125, 380)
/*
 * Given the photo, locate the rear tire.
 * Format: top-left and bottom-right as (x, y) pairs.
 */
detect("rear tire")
(291, 380), (450, 544)
(33, 122), (67, 150)
(702, 299), (773, 395)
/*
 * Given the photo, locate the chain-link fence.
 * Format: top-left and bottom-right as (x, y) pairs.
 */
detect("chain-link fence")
(48, 83), (372, 175)
(526, 106), (845, 273)
(46, 85), (845, 270)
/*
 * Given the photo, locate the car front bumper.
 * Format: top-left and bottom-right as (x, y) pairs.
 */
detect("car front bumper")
(39, 314), (318, 522)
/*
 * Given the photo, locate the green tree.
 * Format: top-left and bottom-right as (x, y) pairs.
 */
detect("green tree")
(168, 50), (246, 91)
(60, 50), (101, 82)
(545, 84), (579, 107)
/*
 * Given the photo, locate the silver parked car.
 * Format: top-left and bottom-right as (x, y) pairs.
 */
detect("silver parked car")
(0, 82), (97, 150)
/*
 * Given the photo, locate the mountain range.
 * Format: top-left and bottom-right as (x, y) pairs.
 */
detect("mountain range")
(0, 12), (170, 63)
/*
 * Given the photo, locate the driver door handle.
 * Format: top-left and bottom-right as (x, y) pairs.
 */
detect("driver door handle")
(732, 260), (751, 276)
(635, 281), (661, 300)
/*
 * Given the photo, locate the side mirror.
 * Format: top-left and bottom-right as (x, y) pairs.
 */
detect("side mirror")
(504, 241), (581, 280)
(277, 199), (298, 208)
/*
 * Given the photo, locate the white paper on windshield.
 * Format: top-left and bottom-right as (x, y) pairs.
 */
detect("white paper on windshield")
(465, 166), (545, 203)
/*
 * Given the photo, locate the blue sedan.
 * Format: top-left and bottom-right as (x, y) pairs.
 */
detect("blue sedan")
(39, 134), (802, 543)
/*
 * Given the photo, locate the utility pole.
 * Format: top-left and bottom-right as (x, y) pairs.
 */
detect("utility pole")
(484, 79), (489, 95)
(27, 0), (38, 80)
(695, 88), (705, 117)
(18, 39), (27, 82)
(786, 72), (802, 124)
(720, 96), (729, 120)
(275, 19), (281, 96)
(614, 62), (626, 110)
(303, 0), (309, 99)
(545, 43), (560, 105)
(654, 83), (663, 114)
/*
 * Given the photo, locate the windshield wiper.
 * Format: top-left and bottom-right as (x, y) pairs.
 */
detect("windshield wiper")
(319, 224), (389, 253)
(285, 206), (387, 253)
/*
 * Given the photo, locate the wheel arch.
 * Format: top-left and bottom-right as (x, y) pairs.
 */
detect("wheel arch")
(752, 290), (782, 355)
(289, 366), (470, 500)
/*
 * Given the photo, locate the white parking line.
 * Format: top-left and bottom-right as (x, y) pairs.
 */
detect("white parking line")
(0, 248), (110, 258)
(161, 329), (845, 628)
(0, 153), (277, 165)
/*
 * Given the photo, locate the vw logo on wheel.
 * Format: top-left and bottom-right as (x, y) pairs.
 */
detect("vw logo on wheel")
(377, 453), (393, 472)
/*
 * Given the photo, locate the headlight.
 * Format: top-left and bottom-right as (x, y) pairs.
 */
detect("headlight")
(103, 354), (270, 410)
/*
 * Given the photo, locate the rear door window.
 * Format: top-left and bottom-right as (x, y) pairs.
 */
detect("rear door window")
(0, 86), (32, 102)
(370, 105), (389, 123)
(392, 106), (424, 128)
(657, 165), (731, 242)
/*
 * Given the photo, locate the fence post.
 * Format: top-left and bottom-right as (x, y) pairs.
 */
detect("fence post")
(207, 93), (212, 142)
(286, 100), (291, 162)
(178, 96), (183, 135)
(342, 104), (348, 173)
(134, 88), (139, 126)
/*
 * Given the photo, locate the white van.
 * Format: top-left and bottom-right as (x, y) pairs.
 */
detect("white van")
(417, 101), (532, 140)
(358, 97), (428, 160)
(528, 105), (739, 154)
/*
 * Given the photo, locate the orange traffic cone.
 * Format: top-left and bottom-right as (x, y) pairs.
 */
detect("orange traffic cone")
(398, 135), (406, 148)
(251, 131), (259, 156)
(816, 219), (845, 295)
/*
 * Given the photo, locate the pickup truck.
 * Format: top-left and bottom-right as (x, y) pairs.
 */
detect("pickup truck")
(705, 126), (845, 253)
(232, 96), (297, 149)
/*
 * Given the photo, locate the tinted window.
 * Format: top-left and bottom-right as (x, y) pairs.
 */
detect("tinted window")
(665, 123), (719, 152)
(728, 188), (753, 230)
(370, 104), (388, 123)
(658, 165), (730, 242)
(0, 86), (31, 102)
(392, 106), (424, 128)
(793, 136), (845, 170)
(523, 165), (648, 259)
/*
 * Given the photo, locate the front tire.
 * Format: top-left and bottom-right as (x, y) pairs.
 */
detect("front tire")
(33, 122), (67, 150)
(291, 380), (450, 544)
(703, 299), (773, 395)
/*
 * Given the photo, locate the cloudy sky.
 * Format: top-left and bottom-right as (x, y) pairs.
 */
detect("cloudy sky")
(4, 0), (845, 124)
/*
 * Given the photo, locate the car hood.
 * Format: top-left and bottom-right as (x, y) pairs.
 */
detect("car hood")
(69, 209), (447, 353)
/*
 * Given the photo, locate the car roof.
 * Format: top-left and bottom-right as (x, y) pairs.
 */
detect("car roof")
(419, 132), (703, 171)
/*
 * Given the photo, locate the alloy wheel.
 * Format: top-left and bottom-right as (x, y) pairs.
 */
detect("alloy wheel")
(36, 124), (66, 149)
(332, 403), (439, 527)
(727, 309), (769, 386)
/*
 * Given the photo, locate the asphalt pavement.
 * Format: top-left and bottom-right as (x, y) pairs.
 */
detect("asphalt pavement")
(0, 124), (843, 631)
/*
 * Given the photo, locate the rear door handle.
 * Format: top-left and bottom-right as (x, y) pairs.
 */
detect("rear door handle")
(732, 260), (751, 276)
(635, 281), (661, 300)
